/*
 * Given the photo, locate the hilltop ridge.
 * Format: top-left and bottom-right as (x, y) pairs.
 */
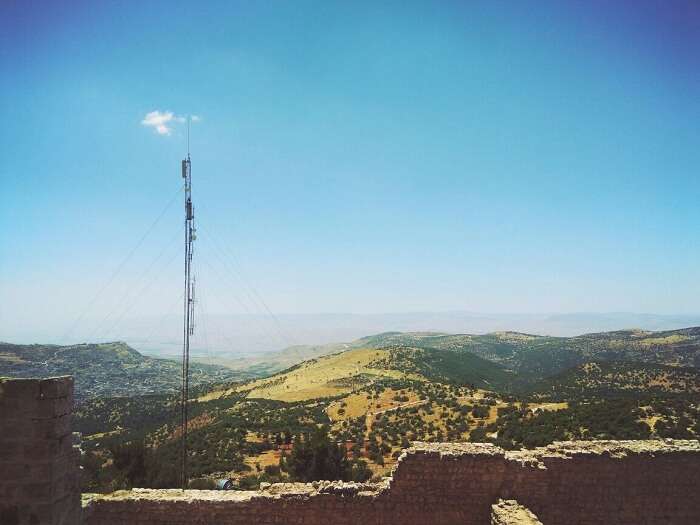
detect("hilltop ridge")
(0, 341), (255, 400)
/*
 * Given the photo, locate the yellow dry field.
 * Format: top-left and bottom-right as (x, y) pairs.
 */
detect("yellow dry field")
(83, 429), (123, 441)
(582, 363), (602, 374)
(240, 449), (281, 475)
(638, 334), (689, 346)
(328, 387), (422, 422)
(491, 332), (539, 343)
(0, 352), (27, 364)
(245, 431), (263, 443)
(199, 348), (423, 403)
(366, 390), (503, 435)
(368, 457), (398, 478)
(528, 402), (568, 412)
(328, 392), (375, 421)
(642, 415), (661, 431)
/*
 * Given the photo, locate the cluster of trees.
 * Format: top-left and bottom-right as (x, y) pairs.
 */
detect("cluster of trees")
(470, 399), (659, 449)
(81, 395), (332, 492)
(82, 441), (180, 492)
(647, 395), (700, 438)
(235, 427), (373, 489)
(532, 361), (700, 401)
(331, 381), (494, 456)
(74, 394), (177, 436)
(285, 426), (372, 482)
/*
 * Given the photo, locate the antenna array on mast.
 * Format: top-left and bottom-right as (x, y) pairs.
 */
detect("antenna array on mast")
(180, 118), (195, 490)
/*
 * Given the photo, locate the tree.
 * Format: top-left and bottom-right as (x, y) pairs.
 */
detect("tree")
(110, 440), (147, 488)
(287, 426), (350, 482)
(349, 460), (372, 482)
(279, 450), (287, 472)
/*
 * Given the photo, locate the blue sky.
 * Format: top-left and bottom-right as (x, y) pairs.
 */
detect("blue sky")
(1, 1), (700, 344)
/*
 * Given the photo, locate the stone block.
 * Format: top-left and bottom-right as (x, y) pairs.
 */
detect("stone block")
(39, 376), (73, 400)
(0, 378), (40, 400)
(24, 461), (53, 480)
(0, 505), (19, 525)
(31, 414), (72, 440)
(0, 417), (34, 437)
(33, 396), (73, 420)
(0, 482), (22, 500)
(24, 480), (63, 502)
(0, 395), (40, 419)
(23, 502), (54, 525)
(21, 434), (73, 462)
(0, 462), (32, 480)
(0, 440), (24, 461)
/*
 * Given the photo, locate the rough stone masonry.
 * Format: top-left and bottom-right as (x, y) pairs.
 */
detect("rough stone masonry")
(2, 376), (700, 525)
(82, 439), (700, 525)
(0, 376), (81, 525)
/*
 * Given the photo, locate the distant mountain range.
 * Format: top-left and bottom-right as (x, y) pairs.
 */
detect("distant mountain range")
(132, 311), (700, 357)
(5, 326), (700, 401)
(9, 311), (700, 358)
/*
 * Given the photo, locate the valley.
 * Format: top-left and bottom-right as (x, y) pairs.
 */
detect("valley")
(57, 326), (700, 492)
(4, 328), (699, 491)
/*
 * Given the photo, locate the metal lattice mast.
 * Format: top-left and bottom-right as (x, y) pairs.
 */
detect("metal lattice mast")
(181, 120), (195, 490)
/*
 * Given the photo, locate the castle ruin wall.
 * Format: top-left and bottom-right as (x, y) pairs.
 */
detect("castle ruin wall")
(84, 440), (700, 525)
(0, 377), (81, 525)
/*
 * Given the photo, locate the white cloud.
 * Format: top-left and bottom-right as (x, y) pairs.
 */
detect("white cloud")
(141, 111), (202, 135)
(141, 110), (176, 135)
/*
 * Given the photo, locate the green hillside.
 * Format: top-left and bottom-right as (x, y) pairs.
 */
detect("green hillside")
(531, 361), (700, 400)
(74, 327), (700, 492)
(367, 345), (513, 390)
(0, 341), (256, 401)
(355, 328), (700, 385)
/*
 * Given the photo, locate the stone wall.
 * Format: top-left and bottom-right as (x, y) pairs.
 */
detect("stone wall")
(0, 376), (81, 525)
(84, 440), (700, 525)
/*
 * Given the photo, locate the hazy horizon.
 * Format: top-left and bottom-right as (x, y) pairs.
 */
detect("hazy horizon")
(4, 311), (700, 359)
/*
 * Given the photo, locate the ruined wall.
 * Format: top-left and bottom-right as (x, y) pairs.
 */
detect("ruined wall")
(500, 441), (699, 524)
(0, 376), (81, 525)
(84, 440), (700, 525)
